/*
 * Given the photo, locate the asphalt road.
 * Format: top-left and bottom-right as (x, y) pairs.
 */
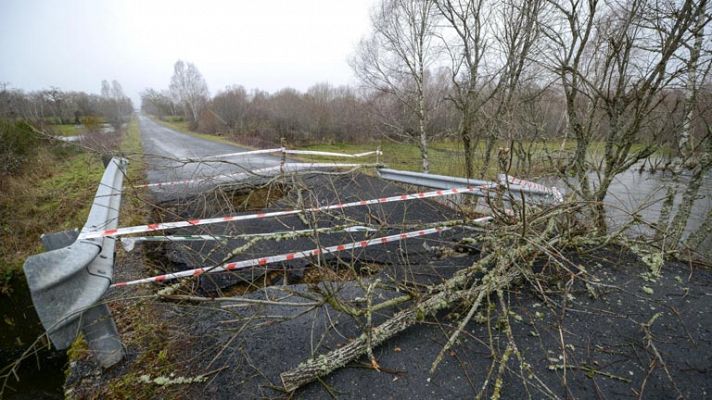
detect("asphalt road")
(138, 114), (282, 198)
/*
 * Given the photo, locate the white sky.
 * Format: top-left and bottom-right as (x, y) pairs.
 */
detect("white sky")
(0, 0), (377, 104)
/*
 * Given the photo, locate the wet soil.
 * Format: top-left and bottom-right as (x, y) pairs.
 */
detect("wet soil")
(0, 278), (66, 400)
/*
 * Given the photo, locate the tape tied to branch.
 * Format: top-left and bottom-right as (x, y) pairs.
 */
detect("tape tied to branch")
(119, 225), (378, 252)
(110, 221), (489, 288)
(135, 163), (376, 188)
(80, 185), (495, 240)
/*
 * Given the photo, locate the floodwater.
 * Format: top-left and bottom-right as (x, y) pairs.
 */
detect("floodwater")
(542, 164), (712, 253)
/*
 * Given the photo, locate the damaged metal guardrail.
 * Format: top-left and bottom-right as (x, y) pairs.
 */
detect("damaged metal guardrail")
(377, 168), (491, 190)
(23, 157), (128, 368)
(377, 168), (563, 204)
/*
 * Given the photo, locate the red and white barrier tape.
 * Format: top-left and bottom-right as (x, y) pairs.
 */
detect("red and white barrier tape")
(110, 225), (453, 287)
(135, 163), (371, 188)
(119, 225), (377, 252)
(284, 149), (381, 158)
(201, 148), (382, 160)
(202, 148), (284, 159)
(79, 185), (494, 240)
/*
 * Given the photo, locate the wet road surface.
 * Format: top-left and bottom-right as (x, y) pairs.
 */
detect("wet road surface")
(138, 115), (282, 199)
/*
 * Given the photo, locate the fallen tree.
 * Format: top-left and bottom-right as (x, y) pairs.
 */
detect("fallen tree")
(280, 202), (575, 392)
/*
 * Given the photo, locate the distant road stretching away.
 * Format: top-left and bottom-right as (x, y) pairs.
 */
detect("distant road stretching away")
(137, 114), (282, 199)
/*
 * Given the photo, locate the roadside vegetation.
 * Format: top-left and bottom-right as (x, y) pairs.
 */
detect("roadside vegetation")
(0, 81), (134, 293)
(119, 118), (149, 226)
(0, 115), (143, 400)
(0, 123), (103, 292)
(50, 123), (84, 137)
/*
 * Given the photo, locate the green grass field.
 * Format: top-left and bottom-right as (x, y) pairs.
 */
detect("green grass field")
(0, 117), (147, 287)
(0, 144), (104, 285)
(299, 140), (573, 179)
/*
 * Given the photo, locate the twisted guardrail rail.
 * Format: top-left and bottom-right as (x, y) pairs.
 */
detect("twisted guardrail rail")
(23, 157), (128, 368)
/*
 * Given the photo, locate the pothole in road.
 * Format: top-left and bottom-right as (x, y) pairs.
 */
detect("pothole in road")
(150, 184), (288, 222)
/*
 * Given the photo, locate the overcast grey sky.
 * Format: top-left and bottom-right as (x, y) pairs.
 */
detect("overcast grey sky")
(0, 0), (376, 103)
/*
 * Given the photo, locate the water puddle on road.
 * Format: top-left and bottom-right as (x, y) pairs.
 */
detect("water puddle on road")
(539, 166), (712, 253)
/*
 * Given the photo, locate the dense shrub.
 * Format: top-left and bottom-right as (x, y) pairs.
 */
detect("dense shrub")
(81, 115), (103, 133)
(0, 119), (41, 175)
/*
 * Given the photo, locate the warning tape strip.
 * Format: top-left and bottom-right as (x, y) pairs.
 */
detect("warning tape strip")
(199, 148), (382, 161)
(110, 224), (457, 287)
(202, 148), (285, 159)
(135, 163), (371, 188)
(119, 225), (377, 252)
(284, 149), (381, 158)
(79, 185), (494, 240)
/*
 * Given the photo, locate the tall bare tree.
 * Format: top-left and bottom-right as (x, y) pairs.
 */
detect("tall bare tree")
(541, 0), (710, 230)
(169, 60), (210, 127)
(100, 80), (112, 99)
(436, 0), (546, 178)
(678, 2), (710, 159)
(352, 0), (439, 173)
(436, 0), (491, 178)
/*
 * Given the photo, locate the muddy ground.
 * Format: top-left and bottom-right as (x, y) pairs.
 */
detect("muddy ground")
(64, 173), (712, 399)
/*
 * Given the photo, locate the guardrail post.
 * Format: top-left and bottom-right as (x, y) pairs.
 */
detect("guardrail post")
(23, 157), (128, 368)
(280, 137), (286, 176)
(81, 303), (124, 368)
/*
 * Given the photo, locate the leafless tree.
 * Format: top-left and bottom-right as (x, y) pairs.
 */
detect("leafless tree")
(435, 0), (547, 178)
(100, 79), (132, 128)
(678, 2), (711, 159)
(540, 0), (710, 230)
(210, 85), (249, 133)
(100, 80), (112, 99)
(169, 60), (210, 128)
(351, 0), (440, 172)
(141, 89), (179, 117)
(435, 0), (492, 178)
